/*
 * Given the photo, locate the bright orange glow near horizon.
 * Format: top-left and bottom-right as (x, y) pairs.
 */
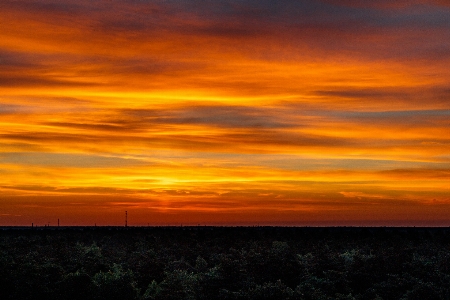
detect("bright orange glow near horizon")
(1, 0), (449, 226)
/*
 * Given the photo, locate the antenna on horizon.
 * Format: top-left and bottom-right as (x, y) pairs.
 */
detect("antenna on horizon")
(125, 211), (128, 227)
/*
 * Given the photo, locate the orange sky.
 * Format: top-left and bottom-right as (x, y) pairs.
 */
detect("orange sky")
(0, 0), (449, 226)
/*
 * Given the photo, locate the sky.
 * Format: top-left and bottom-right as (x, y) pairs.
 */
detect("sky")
(0, 0), (449, 226)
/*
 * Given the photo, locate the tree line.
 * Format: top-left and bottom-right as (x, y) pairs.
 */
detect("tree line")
(1, 227), (449, 299)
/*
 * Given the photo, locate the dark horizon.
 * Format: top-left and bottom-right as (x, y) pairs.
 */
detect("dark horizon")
(1, 0), (449, 226)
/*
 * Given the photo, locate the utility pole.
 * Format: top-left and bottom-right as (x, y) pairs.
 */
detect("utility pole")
(125, 211), (128, 227)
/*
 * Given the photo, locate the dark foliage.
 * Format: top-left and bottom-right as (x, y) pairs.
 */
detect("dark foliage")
(1, 227), (450, 299)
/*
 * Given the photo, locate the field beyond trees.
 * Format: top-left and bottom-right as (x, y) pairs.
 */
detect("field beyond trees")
(1, 226), (450, 300)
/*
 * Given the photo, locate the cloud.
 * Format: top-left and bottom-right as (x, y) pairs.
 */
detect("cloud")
(340, 191), (385, 199)
(0, 75), (100, 88)
(1, 0), (449, 225)
(378, 168), (450, 180)
(2, 100), (448, 161)
(124, 105), (294, 129)
(0, 152), (146, 168)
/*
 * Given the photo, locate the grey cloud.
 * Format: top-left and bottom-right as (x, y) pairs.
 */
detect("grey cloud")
(315, 86), (450, 105)
(1, 0), (85, 15)
(0, 75), (100, 88)
(0, 104), (26, 114)
(315, 89), (407, 100)
(125, 105), (295, 129)
(0, 152), (146, 168)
